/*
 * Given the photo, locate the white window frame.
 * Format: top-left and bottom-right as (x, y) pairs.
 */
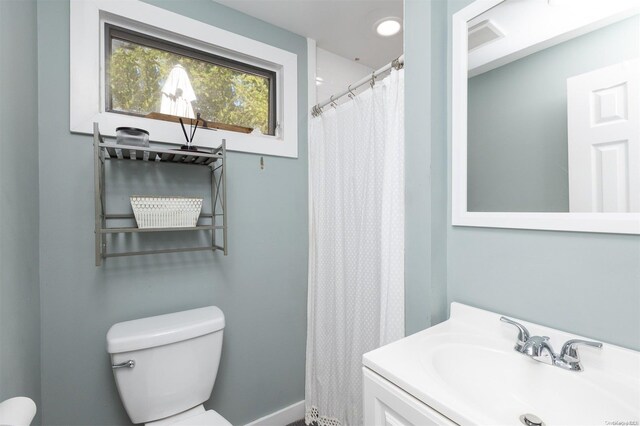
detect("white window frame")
(70, 0), (298, 158)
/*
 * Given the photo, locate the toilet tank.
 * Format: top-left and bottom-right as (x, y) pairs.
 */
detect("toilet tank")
(107, 306), (225, 424)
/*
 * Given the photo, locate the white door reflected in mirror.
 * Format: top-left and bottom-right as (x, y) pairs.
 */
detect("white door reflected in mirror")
(567, 59), (639, 213)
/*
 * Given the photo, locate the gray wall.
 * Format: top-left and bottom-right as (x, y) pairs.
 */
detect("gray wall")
(37, 1), (308, 425)
(0, 1), (42, 424)
(404, 0), (449, 335)
(404, 0), (434, 335)
(468, 17), (640, 212)
(446, 0), (640, 350)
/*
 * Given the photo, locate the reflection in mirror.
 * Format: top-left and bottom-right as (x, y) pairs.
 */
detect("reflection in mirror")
(466, 0), (639, 213)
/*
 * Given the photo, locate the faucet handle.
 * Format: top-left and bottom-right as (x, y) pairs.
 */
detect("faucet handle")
(500, 316), (530, 351)
(560, 339), (603, 361)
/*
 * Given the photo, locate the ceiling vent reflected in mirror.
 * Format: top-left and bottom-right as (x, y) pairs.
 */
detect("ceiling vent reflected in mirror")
(468, 20), (504, 52)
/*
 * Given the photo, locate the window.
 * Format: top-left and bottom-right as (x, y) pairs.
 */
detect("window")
(70, 0), (298, 157)
(106, 25), (277, 135)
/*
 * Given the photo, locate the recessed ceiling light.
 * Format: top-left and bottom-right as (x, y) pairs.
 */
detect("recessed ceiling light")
(375, 18), (402, 37)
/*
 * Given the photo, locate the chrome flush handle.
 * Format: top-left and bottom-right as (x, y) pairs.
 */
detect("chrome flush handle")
(112, 360), (135, 369)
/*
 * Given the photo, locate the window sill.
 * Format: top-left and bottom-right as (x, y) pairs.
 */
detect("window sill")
(78, 112), (293, 157)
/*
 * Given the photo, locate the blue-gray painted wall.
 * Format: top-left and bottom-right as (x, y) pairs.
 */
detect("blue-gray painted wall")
(445, 0), (640, 350)
(468, 17), (639, 212)
(0, 1), (42, 424)
(404, 0), (449, 335)
(36, 1), (308, 424)
(429, 0), (450, 330)
(404, 0), (434, 335)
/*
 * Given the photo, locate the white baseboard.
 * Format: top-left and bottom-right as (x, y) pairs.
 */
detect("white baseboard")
(244, 400), (305, 426)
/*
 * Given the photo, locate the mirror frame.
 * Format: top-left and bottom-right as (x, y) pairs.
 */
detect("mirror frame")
(451, 0), (640, 235)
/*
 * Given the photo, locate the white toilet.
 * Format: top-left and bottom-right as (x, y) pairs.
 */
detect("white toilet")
(0, 397), (36, 426)
(106, 306), (232, 426)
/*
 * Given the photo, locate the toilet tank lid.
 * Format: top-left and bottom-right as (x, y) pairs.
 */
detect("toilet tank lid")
(107, 306), (225, 354)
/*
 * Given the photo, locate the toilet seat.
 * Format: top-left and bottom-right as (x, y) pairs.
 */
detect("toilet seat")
(172, 410), (232, 426)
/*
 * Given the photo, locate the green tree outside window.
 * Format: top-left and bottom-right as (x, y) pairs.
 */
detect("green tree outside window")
(109, 39), (271, 134)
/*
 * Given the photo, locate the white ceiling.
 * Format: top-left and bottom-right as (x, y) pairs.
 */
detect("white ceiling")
(468, 0), (640, 76)
(214, 0), (403, 69)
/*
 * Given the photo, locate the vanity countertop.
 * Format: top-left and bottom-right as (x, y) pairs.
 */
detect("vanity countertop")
(363, 303), (640, 425)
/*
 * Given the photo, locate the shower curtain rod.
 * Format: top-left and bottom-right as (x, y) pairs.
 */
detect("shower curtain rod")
(311, 54), (404, 116)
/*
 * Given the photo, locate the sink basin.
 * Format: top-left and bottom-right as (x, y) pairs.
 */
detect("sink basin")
(363, 303), (640, 425)
(422, 335), (639, 425)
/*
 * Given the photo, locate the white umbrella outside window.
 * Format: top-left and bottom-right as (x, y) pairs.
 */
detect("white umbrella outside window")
(160, 64), (196, 118)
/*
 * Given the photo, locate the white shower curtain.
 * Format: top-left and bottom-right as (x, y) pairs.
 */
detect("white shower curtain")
(305, 68), (405, 426)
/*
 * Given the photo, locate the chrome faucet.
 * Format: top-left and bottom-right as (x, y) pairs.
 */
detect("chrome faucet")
(500, 316), (603, 372)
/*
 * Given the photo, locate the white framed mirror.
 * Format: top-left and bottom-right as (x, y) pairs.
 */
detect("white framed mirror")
(452, 0), (640, 234)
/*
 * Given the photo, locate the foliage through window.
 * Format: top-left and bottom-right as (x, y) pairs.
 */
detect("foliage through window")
(106, 25), (276, 135)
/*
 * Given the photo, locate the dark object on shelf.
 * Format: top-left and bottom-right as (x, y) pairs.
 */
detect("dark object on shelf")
(179, 114), (203, 151)
(170, 149), (211, 155)
(178, 117), (190, 144)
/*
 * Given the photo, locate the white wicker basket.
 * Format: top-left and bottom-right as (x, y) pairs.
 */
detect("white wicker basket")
(130, 196), (203, 229)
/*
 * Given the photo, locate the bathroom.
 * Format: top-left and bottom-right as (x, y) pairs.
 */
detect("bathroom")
(0, 0), (638, 425)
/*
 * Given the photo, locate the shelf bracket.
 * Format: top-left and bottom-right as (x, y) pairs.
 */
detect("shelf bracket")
(94, 123), (104, 266)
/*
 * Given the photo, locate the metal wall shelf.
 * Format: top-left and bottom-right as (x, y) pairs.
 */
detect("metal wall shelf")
(93, 122), (227, 266)
(99, 225), (224, 234)
(100, 141), (222, 165)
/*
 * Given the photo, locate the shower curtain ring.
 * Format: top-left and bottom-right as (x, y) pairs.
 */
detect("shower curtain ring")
(370, 71), (376, 88)
(330, 95), (338, 108)
(348, 84), (356, 99)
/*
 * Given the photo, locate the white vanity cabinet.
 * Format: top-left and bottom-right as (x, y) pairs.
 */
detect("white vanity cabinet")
(363, 368), (456, 426)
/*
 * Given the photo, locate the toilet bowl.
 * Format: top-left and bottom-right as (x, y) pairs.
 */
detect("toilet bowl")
(107, 306), (231, 426)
